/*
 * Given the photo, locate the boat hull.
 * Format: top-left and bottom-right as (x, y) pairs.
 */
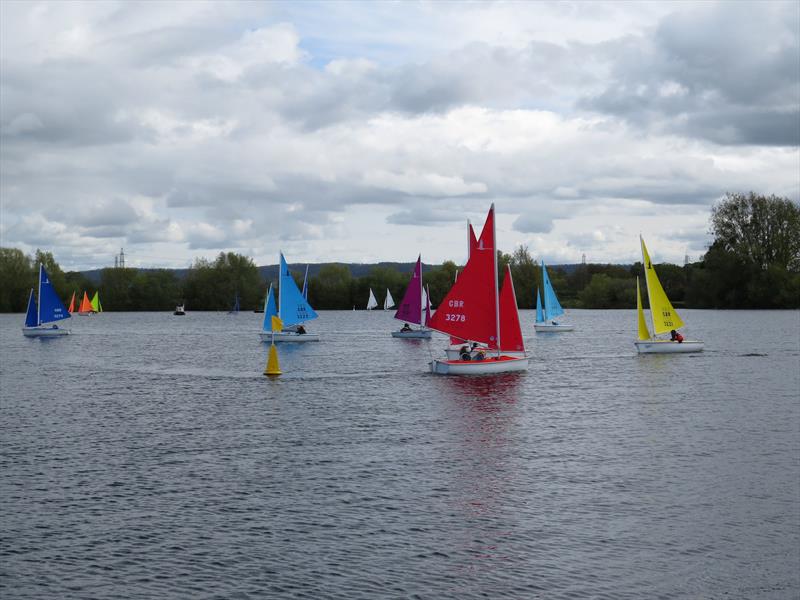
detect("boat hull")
(391, 329), (432, 339)
(635, 340), (704, 354)
(430, 354), (529, 375)
(23, 326), (70, 337)
(444, 347), (526, 360)
(534, 322), (574, 332)
(259, 331), (320, 343)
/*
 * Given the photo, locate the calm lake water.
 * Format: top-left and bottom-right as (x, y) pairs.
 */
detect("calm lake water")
(1, 309), (798, 599)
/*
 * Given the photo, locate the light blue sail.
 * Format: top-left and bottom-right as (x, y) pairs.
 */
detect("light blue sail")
(541, 261), (564, 321)
(301, 265), (309, 300)
(279, 253), (318, 326)
(24, 289), (37, 327)
(38, 265), (70, 324)
(261, 283), (278, 331)
(535, 288), (544, 323)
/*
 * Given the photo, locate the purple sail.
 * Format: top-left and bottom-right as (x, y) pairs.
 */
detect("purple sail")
(394, 255), (423, 325)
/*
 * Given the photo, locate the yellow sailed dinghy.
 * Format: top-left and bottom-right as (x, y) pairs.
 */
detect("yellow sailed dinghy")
(635, 236), (703, 354)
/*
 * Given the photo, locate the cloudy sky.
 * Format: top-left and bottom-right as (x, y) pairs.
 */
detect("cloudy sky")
(1, 1), (798, 270)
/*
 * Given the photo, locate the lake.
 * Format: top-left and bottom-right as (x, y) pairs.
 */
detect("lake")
(1, 309), (798, 599)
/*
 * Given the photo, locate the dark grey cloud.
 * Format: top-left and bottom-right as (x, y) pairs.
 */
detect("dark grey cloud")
(580, 2), (800, 146)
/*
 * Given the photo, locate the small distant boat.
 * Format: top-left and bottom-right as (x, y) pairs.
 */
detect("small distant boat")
(90, 291), (103, 313)
(228, 293), (240, 314)
(383, 288), (395, 310)
(22, 264), (71, 337)
(258, 253), (320, 343)
(366, 288), (378, 310)
(78, 291), (93, 315)
(174, 304), (185, 316)
(392, 255), (432, 339)
(534, 261), (573, 332)
(429, 204), (529, 375)
(67, 291), (76, 313)
(635, 236), (703, 354)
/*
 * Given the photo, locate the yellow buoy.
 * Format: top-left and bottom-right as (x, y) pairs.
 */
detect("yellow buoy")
(264, 343), (281, 377)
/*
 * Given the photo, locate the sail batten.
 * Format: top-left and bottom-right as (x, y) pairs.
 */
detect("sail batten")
(640, 237), (684, 335)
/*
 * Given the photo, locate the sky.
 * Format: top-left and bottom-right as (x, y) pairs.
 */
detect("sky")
(1, 0), (798, 270)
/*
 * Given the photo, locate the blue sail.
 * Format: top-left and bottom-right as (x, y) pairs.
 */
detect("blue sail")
(38, 265), (70, 324)
(542, 261), (564, 321)
(535, 287), (544, 323)
(261, 284), (278, 331)
(24, 289), (37, 327)
(301, 265), (309, 300)
(279, 253), (318, 326)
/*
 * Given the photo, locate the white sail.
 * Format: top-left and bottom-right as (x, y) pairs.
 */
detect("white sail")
(384, 289), (395, 310)
(366, 288), (378, 310)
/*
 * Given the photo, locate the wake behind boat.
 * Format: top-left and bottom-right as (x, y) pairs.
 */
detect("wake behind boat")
(635, 236), (703, 354)
(22, 264), (71, 337)
(258, 252), (320, 343)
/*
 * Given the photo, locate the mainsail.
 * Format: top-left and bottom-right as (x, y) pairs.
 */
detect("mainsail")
(366, 288), (378, 310)
(394, 255), (424, 325)
(79, 291), (92, 313)
(428, 205), (498, 346)
(541, 262), (564, 321)
(279, 253), (318, 326)
(384, 289), (395, 310)
(38, 265), (70, 324)
(640, 236), (684, 334)
(90, 291), (102, 313)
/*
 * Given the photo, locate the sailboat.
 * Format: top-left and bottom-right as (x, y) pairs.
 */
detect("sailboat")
(228, 293), (240, 314)
(67, 291), (76, 314)
(90, 291), (103, 313)
(22, 264), (71, 337)
(258, 253), (320, 342)
(391, 255), (432, 338)
(635, 236), (703, 353)
(534, 261), (573, 331)
(429, 205), (529, 375)
(383, 289), (395, 310)
(78, 291), (93, 315)
(366, 288), (378, 310)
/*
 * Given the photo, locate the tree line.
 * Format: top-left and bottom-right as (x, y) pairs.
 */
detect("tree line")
(1, 192), (798, 312)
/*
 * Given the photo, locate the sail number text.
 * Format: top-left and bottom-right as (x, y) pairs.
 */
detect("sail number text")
(444, 299), (466, 322)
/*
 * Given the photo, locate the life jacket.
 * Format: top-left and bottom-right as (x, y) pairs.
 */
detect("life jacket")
(675, 333), (684, 343)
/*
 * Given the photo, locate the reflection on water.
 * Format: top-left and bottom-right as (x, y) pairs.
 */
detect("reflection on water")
(1, 310), (798, 600)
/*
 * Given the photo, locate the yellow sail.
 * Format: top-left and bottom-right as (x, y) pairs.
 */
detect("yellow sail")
(640, 237), (684, 335)
(90, 291), (101, 312)
(636, 277), (651, 340)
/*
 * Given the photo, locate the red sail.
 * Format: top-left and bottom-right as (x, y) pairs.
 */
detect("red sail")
(493, 265), (525, 352)
(67, 292), (76, 313)
(79, 291), (93, 313)
(468, 222), (478, 258)
(428, 206), (497, 345)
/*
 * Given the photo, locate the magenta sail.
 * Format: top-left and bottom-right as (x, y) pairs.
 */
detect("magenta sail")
(394, 255), (424, 325)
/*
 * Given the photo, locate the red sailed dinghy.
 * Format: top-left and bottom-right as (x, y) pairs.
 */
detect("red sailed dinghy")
(428, 205), (529, 375)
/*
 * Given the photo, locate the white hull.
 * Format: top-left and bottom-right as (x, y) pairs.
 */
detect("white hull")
(635, 340), (704, 354)
(534, 322), (574, 332)
(444, 347), (526, 360)
(23, 326), (70, 337)
(391, 329), (432, 339)
(430, 355), (529, 375)
(259, 331), (320, 343)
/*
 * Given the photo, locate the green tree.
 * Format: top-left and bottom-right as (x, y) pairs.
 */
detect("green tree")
(100, 268), (137, 310)
(309, 264), (352, 309)
(0, 248), (33, 312)
(711, 192), (800, 271)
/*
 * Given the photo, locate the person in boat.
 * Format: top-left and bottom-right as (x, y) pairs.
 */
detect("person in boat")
(459, 345), (471, 360)
(296, 325), (306, 335)
(670, 329), (684, 343)
(400, 323), (412, 332)
(474, 348), (486, 361)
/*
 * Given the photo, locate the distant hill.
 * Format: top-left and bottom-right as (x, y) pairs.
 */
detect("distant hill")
(77, 261), (593, 282)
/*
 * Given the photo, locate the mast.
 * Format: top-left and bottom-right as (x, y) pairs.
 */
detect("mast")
(492, 204), (500, 355)
(640, 236), (655, 339)
(466, 219), (471, 260)
(278, 251), (283, 320)
(419, 255), (424, 327)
